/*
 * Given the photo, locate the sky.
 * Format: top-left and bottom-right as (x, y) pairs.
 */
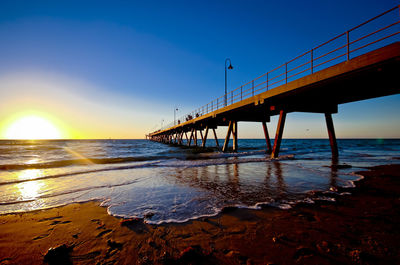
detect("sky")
(0, 0), (399, 139)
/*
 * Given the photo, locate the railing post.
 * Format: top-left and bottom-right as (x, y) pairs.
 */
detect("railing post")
(241, 86), (243, 100)
(231, 91), (233, 104)
(252, 80), (254, 96)
(285, 63), (288, 84)
(266, 72), (269, 91)
(311, 49), (314, 74)
(346, 31), (350, 60)
(217, 98), (219, 109)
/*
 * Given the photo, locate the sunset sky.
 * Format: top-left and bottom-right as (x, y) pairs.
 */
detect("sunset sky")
(0, 0), (399, 139)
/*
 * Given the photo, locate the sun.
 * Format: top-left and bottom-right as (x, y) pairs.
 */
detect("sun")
(4, 115), (62, 139)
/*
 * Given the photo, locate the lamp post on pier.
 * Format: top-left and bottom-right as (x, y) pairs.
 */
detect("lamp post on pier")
(161, 119), (164, 130)
(174, 107), (179, 126)
(225, 58), (233, 107)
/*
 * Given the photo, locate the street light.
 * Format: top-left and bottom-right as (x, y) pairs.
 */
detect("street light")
(161, 119), (164, 130)
(225, 58), (233, 106)
(174, 107), (179, 126)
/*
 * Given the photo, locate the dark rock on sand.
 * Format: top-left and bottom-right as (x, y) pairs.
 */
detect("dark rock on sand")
(43, 244), (74, 265)
(107, 240), (123, 250)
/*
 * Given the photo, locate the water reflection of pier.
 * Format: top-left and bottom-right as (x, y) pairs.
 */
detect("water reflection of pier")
(169, 158), (342, 205)
(170, 161), (290, 205)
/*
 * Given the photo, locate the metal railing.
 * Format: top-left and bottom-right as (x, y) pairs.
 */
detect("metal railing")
(155, 6), (400, 133)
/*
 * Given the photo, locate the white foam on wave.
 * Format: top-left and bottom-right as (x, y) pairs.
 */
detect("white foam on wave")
(278, 204), (292, 209)
(315, 196), (336, 202)
(344, 172), (364, 188)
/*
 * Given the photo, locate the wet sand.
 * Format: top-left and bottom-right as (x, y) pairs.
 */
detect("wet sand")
(0, 164), (399, 265)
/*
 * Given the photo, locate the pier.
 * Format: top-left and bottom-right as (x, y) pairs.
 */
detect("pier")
(147, 6), (400, 158)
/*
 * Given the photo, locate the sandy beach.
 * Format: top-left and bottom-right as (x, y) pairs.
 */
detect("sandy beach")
(1, 1), (399, 264)
(0, 164), (399, 265)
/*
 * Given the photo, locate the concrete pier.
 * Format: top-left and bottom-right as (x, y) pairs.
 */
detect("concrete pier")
(147, 7), (400, 158)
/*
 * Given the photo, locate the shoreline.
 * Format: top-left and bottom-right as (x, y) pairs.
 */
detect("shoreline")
(0, 155), (358, 225)
(0, 164), (399, 264)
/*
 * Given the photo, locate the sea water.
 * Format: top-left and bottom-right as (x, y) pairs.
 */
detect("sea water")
(0, 139), (399, 224)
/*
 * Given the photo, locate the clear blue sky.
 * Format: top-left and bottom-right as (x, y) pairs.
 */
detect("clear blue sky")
(0, 0), (399, 139)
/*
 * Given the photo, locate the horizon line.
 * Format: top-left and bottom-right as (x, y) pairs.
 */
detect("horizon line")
(0, 137), (399, 141)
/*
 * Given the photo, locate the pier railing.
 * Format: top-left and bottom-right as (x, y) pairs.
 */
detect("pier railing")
(158, 6), (400, 132)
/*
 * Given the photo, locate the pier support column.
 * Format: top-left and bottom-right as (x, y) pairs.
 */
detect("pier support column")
(262, 121), (272, 153)
(232, 121), (238, 152)
(325, 113), (339, 158)
(271, 110), (286, 158)
(199, 130), (204, 146)
(222, 121), (234, 152)
(188, 128), (194, 146)
(202, 126), (209, 148)
(194, 130), (198, 146)
(185, 132), (189, 145)
(179, 131), (184, 145)
(213, 128), (220, 149)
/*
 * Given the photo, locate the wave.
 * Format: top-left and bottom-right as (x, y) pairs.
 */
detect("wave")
(0, 156), (165, 170)
(116, 191), (340, 225)
(0, 161), (161, 186)
(159, 154), (294, 168)
(0, 154), (295, 186)
(0, 179), (141, 206)
(0, 150), (266, 170)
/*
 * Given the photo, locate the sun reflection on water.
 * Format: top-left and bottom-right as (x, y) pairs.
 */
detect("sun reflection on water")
(17, 169), (44, 200)
(26, 158), (39, 164)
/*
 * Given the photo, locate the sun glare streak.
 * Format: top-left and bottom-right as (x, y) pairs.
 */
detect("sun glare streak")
(63, 146), (94, 164)
(4, 115), (62, 139)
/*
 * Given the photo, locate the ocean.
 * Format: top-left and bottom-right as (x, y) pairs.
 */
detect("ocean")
(0, 139), (399, 224)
